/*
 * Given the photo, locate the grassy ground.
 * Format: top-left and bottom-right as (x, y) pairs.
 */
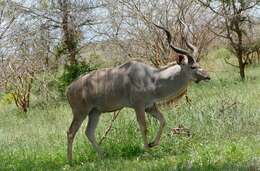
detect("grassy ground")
(0, 61), (260, 170)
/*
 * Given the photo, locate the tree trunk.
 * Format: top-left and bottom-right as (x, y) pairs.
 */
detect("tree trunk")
(237, 53), (245, 80)
(45, 55), (49, 67)
(60, 0), (78, 65)
(239, 63), (245, 80)
(256, 50), (260, 64)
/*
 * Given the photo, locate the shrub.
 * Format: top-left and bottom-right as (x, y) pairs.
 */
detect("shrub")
(57, 61), (97, 96)
(0, 93), (14, 104)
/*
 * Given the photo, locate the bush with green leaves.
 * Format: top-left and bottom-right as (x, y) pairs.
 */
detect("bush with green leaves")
(0, 92), (14, 104)
(58, 62), (97, 96)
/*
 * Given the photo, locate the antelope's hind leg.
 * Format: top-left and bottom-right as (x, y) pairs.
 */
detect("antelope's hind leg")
(67, 108), (88, 162)
(85, 109), (103, 156)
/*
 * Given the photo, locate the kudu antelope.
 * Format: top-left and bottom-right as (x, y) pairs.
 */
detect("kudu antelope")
(66, 21), (210, 161)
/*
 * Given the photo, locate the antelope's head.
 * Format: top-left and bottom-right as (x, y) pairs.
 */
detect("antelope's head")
(154, 21), (210, 83)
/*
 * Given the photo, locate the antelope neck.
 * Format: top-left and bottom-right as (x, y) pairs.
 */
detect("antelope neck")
(154, 64), (189, 99)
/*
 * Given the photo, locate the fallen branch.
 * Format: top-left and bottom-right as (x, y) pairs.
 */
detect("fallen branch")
(171, 124), (191, 137)
(219, 102), (237, 113)
(99, 110), (121, 144)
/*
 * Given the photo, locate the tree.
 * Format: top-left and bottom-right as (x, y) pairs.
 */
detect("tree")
(13, 0), (105, 65)
(0, 1), (50, 112)
(0, 0), (19, 63)
(198, 0), (260, 80)
(100, 0), (216, 65)
(0, 32), (45, 112)
(0, 1), (16, 40)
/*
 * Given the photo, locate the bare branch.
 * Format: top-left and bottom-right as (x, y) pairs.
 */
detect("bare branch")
(0, 16), (15, 39)
(99, 110), (121, 144)
(224, 57), (239, 68)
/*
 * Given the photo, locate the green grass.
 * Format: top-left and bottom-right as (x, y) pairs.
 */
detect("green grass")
(0, 64), (260, 170)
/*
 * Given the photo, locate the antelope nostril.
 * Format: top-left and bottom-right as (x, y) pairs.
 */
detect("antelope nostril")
(206, 76), (211, 80)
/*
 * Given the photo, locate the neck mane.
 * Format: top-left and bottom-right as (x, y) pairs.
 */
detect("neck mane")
(157, 61), (177, 71)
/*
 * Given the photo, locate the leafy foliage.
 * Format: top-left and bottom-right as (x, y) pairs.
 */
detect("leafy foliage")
(57, 61), (97, 96)
(0, 93), (14, 104)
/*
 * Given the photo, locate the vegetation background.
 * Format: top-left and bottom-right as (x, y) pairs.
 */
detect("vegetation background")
(0, 0), (260, 170)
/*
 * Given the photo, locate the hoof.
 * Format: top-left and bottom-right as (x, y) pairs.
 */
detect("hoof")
(98, 152), (107, 159)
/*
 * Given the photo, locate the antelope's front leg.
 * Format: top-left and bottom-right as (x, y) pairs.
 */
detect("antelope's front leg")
(146, 104), (166, 147)
(134, 107), (149, 149)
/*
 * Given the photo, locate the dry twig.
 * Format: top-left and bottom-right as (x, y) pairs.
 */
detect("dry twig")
(99, 110), (121, 144)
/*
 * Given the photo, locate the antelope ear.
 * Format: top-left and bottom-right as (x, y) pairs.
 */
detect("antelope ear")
(176, 54), (188, 65)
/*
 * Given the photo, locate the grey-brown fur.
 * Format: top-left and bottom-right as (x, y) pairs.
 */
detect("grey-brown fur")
(66, 59), (210, 161)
